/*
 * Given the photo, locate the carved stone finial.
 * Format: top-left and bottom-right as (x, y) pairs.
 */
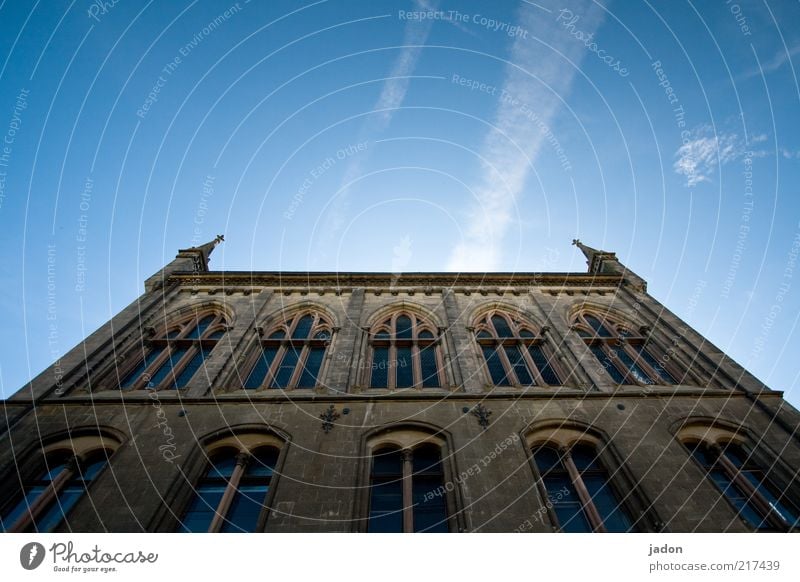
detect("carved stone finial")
(572, 238), (580, 246)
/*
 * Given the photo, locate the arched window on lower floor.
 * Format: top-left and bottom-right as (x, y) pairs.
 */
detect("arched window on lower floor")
(368, 444), (448, 533)
(178, 433), (283, 532)
(531, 443), (636, 532)
(686, 440), (799, 531)
(0, 433), (120, 532)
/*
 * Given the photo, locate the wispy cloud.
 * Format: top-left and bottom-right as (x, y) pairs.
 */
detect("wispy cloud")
(447, 0), (604, 271)
(740, 42), (800, 80)
(315, 0), (438, 261)
(673, 124), (772, 187)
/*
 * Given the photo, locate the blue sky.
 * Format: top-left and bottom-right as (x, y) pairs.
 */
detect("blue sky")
(1, 0), (799, 403)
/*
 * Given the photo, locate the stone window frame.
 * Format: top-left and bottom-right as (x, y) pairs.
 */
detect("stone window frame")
(113, 307), (230, 391)
(354, 425), (464, 532)
(364, 310), (447, 390)
(167, 430), (288, 533)
(0, 431), (121, 532)
(677, 420), (800, 532)
(472, 308), (563, 388)
(571, 309), (680, 386)
(524, 422), (661, 533)
(239, 309), (335, 391)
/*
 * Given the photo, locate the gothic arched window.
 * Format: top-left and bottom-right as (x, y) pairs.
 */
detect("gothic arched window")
(474, 310), (560, 387)
(368, 311), (444, 389)
(1, 434), (119, 532)
(119, 310), (228, 390)
(531, 443), (636, 532)
(243, 311), (332, 390)
(686, 440), (799, 531)
(572, 311), (677, 386)
(179, 446), (280, 533)
(368, 443), (448, 532)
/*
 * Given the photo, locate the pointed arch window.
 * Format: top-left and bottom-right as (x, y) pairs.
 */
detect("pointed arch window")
(1, 436), (119, 532)
(531, 443), (636, 532)
(118, 310), (228, 390)
(572, 312), (677, 386)
(474, 311), (561, 387)
(368, 312), (444, 389)
(686, 440), (799, 531)
(179, 446), (280, 532)
(243, 312), (332, 390)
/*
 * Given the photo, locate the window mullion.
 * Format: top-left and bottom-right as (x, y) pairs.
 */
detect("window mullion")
(518, 340), (542, 386)
(496, 342), (518, 386)
(412, 344), (421, 389)
(389, 344), (396, 390)
(265, 345), (287, 388)
(561, 447), (607, 533)
(286, 342), (308, 389)
(401, 449), (414, 533)
(208, 452), (250, 533)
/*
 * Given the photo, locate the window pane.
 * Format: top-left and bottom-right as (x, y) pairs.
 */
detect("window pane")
(173, 347), (211, 388)
(120, 346), (164, 388)
(519, 329), (535, 338)
(585, 315), (612, 337)
(188, 315), (216, 339)
(221, 484), (268, 533)
(247, 449), (279, 478)
(296, 346), (325, 388)
(590, 345), (626, 384)
(420, 345), (440, 388)
(482, 346), (510, 385)
(371, 347), (389, 388)
(244, 347), (278, 389)
(268, 329), (285, 339)
(544, 474), (591, 532)
(1, 487), (45, 531)
(528, 345), (560, 385)
(369, 450), (404, 533)
(271, 347), (300, 388)
(613, 347), (653, 385)
(179, 484), (227, 532)
(582, 474), (634, 532)
(396, 316), (412, 339)
(292, 315), (314, 339)
(147, 347), (189, 388)
(491, 315), (513, 338)
(637, 347), (676, 384)
(504, 345), (534, 385)
(395, 347), (413, 388)
(418, 330), (434, 339)
(533, 446), (562, 474)
(35, 484), (85, 532)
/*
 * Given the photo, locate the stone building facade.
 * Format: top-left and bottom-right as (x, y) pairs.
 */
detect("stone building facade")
(1, 237), (799, 533)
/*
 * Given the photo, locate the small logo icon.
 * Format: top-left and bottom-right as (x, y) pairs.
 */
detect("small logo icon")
(20, 542), (46, 570)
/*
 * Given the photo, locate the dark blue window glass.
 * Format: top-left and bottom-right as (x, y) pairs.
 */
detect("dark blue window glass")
(173, 347), (211, 388)
(572, 446), (633, 532)
(368, 448), (404, 533)
(296, 347), (325, 388)
(482, 346), (510, 385)
(637, 347), (676, 384)
(396, 316), (413, 339)
(590, 345), (625, 384)
(528, 345), (560, 385)
(491, 315), (513, 338)
(585, 315), (612, 337)
(420, 345), (440, 388)
(271, 347), (300, 388)
(371, 347), (389, 388)
(244, 347), (278, 389)
(188, 315), (215, 339)
(120, 346), (164, 388)
(412, 446), (448, 532)
(395, 347), (413, 388)
(505, 345), (534, 385)
(292, 315), (314, 339)
(147, 347), (189, 388)
(532, 447), (590, 532)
